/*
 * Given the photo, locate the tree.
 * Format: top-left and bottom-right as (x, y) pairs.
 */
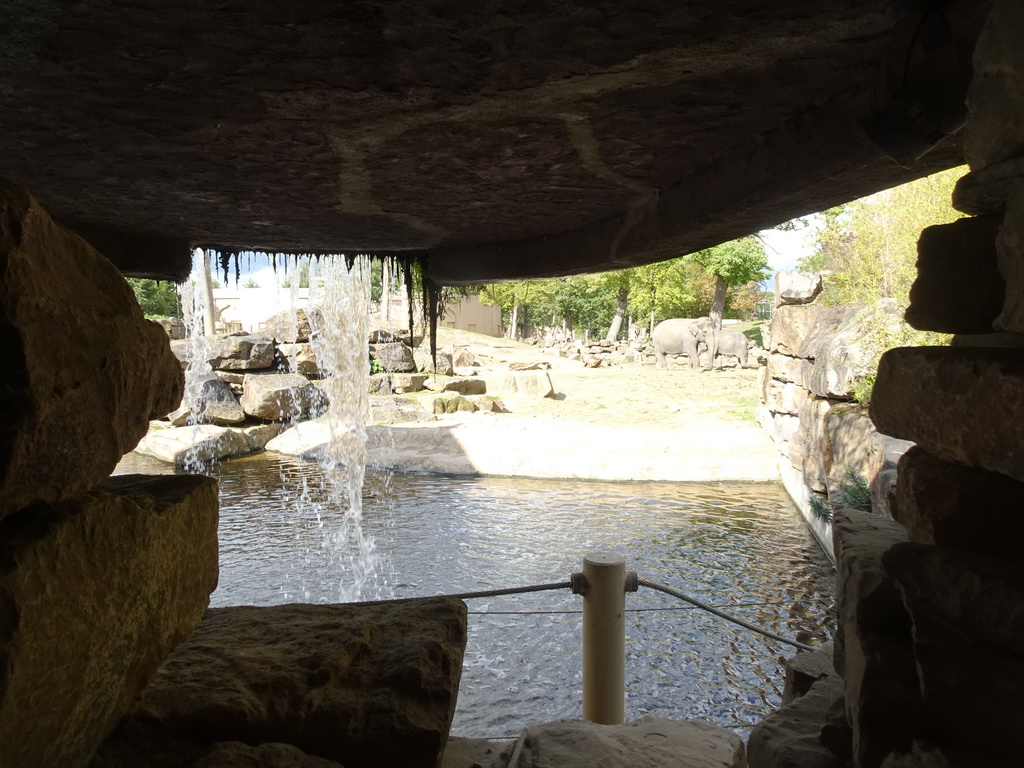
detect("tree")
(126, 278), (182, 318)
(684, 236), (769, 328)
(812, 166), (967, 307)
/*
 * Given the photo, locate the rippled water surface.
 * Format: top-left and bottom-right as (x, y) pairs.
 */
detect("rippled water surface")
(116, 452), (835, 738)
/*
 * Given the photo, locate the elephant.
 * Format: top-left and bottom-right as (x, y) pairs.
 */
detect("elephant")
(699, 328), (757, 369)
(651, 317), (715, 370)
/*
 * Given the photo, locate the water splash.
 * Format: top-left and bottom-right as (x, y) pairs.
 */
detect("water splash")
(307, 255), (383, 601)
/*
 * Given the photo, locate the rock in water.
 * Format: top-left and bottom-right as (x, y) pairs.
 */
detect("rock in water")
(111, 600), (467, 768)
(134, 424), (259, 466)
(0, 473), (219, 768)
(240, 373), (325, 421)
(0, 180), (184, 521)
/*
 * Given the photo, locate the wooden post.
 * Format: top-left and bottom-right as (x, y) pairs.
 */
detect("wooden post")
(580, 552), (626, 724)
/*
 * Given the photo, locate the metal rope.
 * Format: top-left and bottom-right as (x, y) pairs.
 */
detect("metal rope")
(639, 577), (815, 652)
(420, 581), (573, 601)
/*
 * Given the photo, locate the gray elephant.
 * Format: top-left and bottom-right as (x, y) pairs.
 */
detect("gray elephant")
(651, 317), (715, 370)
(699, 328), (756, 369)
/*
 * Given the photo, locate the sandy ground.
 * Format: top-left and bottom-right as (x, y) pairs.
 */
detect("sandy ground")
(368, 328), (779, 482)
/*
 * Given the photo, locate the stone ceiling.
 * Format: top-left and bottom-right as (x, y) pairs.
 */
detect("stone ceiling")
(0, 1), (990, 284)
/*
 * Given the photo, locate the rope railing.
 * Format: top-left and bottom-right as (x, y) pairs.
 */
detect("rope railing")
(388, 552), (825, 724)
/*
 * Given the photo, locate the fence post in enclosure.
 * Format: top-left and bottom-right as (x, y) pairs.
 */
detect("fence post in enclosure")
(572, 552), (638, 725)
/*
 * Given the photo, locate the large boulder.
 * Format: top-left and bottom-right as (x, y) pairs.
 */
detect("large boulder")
(493, 717), (745, 768)
(0, 181), (184, 521)
(0, 474), (218, 768)
(413, 347), (454, 375)
(240, 373), (326, 421)
(775, 271), (823, 306)
(134, 425), (258, 466)
(370, 342), (416, 373)
(207, 334), (276, 371)
(184, 373), (246, 425)
(110, 600), (467, 768)
(747, 675), (850, 768)
(263, 308), (313, 344)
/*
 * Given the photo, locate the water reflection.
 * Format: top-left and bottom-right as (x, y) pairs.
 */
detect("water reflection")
(115, 452), (835, 737)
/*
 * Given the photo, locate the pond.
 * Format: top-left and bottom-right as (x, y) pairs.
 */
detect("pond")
(116, 452), (835, 739)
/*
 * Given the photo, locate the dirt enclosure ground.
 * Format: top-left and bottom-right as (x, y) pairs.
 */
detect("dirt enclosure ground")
(375, 328), (779, 483)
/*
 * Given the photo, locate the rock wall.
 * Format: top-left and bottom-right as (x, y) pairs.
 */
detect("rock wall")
(751, 4), (1024, 765)
(757, 274), (911, 562)
(0, 182), (220, 768)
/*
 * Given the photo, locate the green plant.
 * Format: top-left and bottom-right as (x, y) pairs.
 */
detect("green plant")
(839, 469), (872, 513)
(369, 358), (386, 375)
(850, 373), (876, 405)
(809, 494), (833, 524)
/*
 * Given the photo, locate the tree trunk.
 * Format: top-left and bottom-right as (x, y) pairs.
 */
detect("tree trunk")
(200, 249), (217, 336)
(508, 303), (520, 339)
(709, 274), (728, 330)
(606, 286), (629, 341)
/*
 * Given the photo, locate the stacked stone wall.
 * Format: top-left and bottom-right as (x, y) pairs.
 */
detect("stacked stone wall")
(751, 3), (1024, 765)
(758, 274), (912, 561)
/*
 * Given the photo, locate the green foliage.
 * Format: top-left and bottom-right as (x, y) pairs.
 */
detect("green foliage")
(685, 236), (770, 288)
(243, 278), (260, 289)
(806, 168), (967, 402)
(814, 167), (967, 307)
(126, 278), (181, 318)
(369, 357), (386, 375)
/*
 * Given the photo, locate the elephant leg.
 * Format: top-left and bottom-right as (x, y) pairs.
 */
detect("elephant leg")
(705, 336), (718, 371)
(684, 338), (699, 369)
(655, 348), (667, 369)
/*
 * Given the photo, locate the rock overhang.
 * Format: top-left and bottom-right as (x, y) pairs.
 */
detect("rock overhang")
(0, 0), (990, 284)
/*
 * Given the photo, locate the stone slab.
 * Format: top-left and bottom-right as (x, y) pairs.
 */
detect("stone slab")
(895, 446), (1024, 554)
(769, 305), (833, 357)
(117, 600), (467, 768)
(0, 474), (218, 768)
(495, 716), (744, 768)
(905, 216), (1004, 334)
(870, 346), (1024, 482)
(0, 181), (183, 520)
(766, 353), (813, 388)
(481, 371), (553, 398)
(832, 509), (919, 768)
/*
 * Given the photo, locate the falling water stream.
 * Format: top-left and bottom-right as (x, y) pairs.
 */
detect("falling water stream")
(136, 251), (835, 739)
